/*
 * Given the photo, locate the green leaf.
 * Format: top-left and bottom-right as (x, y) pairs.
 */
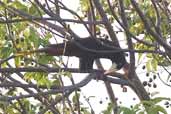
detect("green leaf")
(0, 47), (13, 58)
(138, 111), (145, 114)
(80, 107), (91, 114)
(80, 0), (89, 12)
(102, 103), (114, 114)
(14, 57), (21, 67)
(28, 27), (41, 48)
(138, 53), (143, 63)
(138, 98), (170, 114)
(72, 92), (80, 103)
(0, 95), (9, 102)
(151, 59), (158, 71)
(9, 0), (28, 12)
(124, 0), (131, 7)
(29, 5), (40, 16)
(38, 55), (54, 64)
(148, 105), (167, 114)
(119, 107), (136, 114)
(23, 27), (30, 38)
(146, 53), (153, 58)
(146, 60), (151, 72)
(24, 72), (35, 81)
(24, 72), (51, 87)
(33, 73), (48, 85)
(52, 78), (61, 86)
(151, 97), (170, 104)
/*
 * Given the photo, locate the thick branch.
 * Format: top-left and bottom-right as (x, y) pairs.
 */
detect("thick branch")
(0, 17), (104, 25)
(92, 0), (119, 46)
(0, 72), (128, 102)
(0, 67), (94, 73)
(130, 0), (171, 52)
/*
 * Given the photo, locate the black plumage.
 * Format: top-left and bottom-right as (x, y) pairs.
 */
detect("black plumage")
(21, 38), (127, 73)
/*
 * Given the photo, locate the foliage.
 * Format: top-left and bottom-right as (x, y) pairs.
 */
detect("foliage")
(0, 0), (170, 114)
(119, 97), (170, 114)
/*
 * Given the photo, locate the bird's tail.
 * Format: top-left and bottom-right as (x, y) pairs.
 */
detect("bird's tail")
(15, 48), (47, 57)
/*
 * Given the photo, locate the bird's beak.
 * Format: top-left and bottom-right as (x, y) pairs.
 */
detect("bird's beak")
(104, 63), (117, 75)
(104, 68), (117, 75)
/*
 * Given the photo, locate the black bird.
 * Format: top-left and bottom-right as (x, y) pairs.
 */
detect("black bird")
(17, 38), (128, 74)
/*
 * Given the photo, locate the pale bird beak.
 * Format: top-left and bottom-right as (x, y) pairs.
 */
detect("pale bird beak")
(104, 63), (117, 75)
(104, 69), (117, 75)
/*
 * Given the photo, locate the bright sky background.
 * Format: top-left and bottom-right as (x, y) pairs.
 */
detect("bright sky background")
(0, 1), (170, 114)
(51, 0), (171, 113)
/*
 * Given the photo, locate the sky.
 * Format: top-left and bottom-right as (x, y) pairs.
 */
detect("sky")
(0, 0), (170, 113)
(54, 0), (171, 113)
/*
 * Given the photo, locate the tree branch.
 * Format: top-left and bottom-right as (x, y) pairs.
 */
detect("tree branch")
(130, 0), (171, 52)
(0, 72), (128, 102)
